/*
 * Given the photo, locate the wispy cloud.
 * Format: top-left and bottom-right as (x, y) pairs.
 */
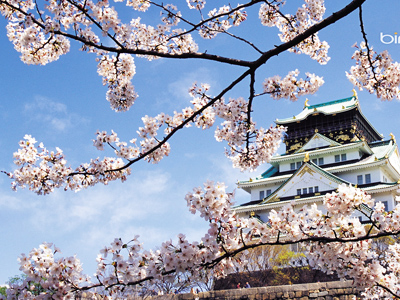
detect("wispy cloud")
(154, 67), (219, 111)
(23, 95), (89, 132)
(169, 67), (219, 98)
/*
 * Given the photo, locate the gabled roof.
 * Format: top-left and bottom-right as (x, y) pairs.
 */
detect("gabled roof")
(294, 133), (341, 153)
(260, 161), (349, 205)
(234, 161), (352, 212)
(238, 140), (397, 191)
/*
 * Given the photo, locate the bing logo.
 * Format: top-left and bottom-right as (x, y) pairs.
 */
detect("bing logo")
(381, 32), (400, 44)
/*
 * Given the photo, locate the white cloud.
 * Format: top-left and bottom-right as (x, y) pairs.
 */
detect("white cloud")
(168, 67), (218, 100)
(24, 97), (67, 113)
(153, 67), (219, 111)
(23, 95), (89, 132)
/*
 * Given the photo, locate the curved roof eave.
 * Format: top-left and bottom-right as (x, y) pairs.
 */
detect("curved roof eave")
(275, 96), (358, 125)
(363, 182), (400, 194)
(238, 155), (393, 190)
(234, 195), (325, 214)
(270, 141), (371, 164)
(275, 96), (383, 139)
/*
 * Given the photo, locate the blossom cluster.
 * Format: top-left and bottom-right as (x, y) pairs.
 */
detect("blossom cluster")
(199, 5), (247, 39)
(189, 85), (287, 171)
(6, 20), (70, 65)
(5, 183), (400, 299)
(346, 42), (400, 100)
(259, 0), (330, 65)
(3, 243), (90, 300)
(8, 134), (131, 194)
(263, 69), (324, 101)
(97, 54), (138, 112)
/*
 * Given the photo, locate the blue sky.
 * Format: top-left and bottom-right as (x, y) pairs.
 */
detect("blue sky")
(1, 1), (400, 284)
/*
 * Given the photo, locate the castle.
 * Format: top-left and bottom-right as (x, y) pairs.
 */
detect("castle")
(235, 93), (400, 224)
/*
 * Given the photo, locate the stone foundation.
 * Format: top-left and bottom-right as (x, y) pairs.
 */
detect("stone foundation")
(149, 281), (358, 300)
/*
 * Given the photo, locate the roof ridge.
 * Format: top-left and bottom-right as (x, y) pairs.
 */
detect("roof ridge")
(307, 96), (354, 109)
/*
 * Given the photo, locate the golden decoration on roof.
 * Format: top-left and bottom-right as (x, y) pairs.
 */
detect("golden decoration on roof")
(335, 134), (350, 142)
(352, 89), (358, 99)
(390, 133), (396, 143)
(298, 165), (315, 177)
(304, 99), (310, 108)
(250, 211), (255, 217)
(289, 143), (302, 152)
(304, 152), (310, 162)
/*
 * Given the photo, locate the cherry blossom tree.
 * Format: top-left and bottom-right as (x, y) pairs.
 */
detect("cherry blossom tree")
(2, 0), (400, 299)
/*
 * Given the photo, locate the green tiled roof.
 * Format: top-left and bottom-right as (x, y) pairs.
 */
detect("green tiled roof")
(261, 166), (278, 178)
(307, 97), (353, 110)
(276, 96), (357, 124)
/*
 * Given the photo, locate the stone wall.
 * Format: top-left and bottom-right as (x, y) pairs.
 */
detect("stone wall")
(148, 281), (358, 300)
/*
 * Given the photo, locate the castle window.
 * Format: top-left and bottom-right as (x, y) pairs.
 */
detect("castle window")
(303, 188), (307, 194)
(312, 159), (317, 164)
(383, 201), (389, 211)
(297, 189), (301, 195)
(290, 163), (296, 170)
(296, 161), (302, 169)
(259, 190), (265, 200)
(365, 174), (371, 184)
(266, 189), (272, 196)
(318, 157), (324, 165)
(314, 186), (319, 193)
(335, 154), (347, 162)
(309, 187), (314, 193)
(357, 175), (363, 185)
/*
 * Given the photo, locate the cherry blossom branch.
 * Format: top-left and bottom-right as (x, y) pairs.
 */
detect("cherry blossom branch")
(253, 0), (365, 69)
(376, 283), (400, 299)
(357, 5), (378, 84)
(2, 0), (368, 192)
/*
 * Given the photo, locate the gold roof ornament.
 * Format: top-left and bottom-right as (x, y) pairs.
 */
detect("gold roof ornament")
(304, 152), (310, 162)
(304, 98), (310, 108)
(352, 88), (358, 99)
(250, 211), (255, 217)
(390, 133), (396, 143)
